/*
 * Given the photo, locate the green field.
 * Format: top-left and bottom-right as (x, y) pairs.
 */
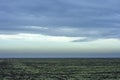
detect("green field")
(0, 58), (120, 80)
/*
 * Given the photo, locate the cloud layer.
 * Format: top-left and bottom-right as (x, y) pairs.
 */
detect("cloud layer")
(0, 33), (83, 42)
(0, 0), (120, 41)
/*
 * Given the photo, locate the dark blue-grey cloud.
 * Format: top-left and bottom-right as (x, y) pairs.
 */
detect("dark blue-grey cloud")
(0, 0), (120, 41)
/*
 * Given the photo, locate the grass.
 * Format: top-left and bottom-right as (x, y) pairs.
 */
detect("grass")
(0, 58), (120, 80)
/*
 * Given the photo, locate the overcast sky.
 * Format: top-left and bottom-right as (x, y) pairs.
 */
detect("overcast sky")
(0, 0), (120, 58)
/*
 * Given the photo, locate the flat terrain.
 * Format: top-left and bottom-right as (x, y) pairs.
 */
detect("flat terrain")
(0, 58), (120, 80)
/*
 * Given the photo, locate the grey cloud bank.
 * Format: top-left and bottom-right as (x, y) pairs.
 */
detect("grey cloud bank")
(0, 0), (120, 41)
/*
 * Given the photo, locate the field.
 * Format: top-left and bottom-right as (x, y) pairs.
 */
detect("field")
(0, 58), (120, 80)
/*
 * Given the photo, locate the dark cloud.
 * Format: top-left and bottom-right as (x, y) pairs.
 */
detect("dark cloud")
(72, 38), (95, 42)
(0, 0), (120, 40)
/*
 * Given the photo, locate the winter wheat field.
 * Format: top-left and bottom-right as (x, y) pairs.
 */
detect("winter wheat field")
(0, 58), (120, 80)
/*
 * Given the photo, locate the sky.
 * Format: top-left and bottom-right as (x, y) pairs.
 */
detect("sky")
(0, 0), (120, 58)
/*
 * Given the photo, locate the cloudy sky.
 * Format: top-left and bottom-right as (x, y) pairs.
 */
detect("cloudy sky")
(0, 0), (120, 58)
